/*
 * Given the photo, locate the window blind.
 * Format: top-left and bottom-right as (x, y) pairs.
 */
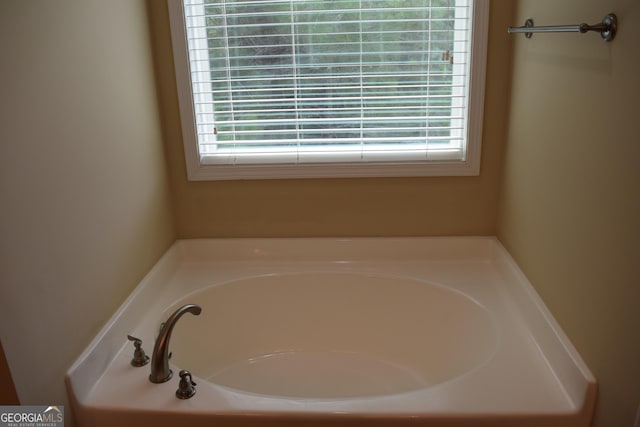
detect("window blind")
(182, 0), (473, 166)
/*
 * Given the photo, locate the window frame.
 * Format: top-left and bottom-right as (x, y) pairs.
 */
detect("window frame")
(168, 0), (489, 181)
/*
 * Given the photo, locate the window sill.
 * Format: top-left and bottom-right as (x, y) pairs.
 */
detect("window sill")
(184, 157), (481, 181)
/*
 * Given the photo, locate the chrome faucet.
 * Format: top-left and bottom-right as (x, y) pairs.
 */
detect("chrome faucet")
(149, 304), (202, 383)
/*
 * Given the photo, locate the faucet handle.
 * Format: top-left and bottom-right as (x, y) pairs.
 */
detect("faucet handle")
(176, 370), (197, 399)
(126, 335), (150, 367)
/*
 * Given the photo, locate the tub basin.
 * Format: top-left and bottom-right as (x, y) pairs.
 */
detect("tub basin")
(170, 272), (496, 398)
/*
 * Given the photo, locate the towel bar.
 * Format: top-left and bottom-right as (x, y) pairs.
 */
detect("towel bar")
(508, 13), (617, 42)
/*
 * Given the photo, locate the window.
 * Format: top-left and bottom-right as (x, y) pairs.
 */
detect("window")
(168, 0), (488, 180)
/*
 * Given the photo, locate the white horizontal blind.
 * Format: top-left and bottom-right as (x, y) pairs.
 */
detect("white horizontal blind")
(181, 0), (474, 168)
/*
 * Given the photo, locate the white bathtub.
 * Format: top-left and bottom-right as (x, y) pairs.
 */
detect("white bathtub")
(66, 238), (596, 427)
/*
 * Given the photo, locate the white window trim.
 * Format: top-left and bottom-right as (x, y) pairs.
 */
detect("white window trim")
(168, 0), (489, 181)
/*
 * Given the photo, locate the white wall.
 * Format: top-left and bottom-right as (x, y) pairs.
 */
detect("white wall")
(0, 1), (175, 425)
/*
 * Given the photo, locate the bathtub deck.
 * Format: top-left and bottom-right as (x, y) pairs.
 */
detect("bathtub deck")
(66, 237), (596, 427)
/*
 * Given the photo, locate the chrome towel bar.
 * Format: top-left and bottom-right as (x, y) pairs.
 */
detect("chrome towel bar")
(508, 13), (617, 42)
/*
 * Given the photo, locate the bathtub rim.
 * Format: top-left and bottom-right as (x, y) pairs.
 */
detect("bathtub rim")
(65, 236), (596, 424)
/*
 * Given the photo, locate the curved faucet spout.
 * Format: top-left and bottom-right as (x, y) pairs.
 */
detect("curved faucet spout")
(149, 304), (202, 383)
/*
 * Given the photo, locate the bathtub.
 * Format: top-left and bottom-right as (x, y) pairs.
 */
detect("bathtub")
(66, 238), (596, 427)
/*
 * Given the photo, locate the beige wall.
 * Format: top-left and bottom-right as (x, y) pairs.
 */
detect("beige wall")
(9, 1), (638, 426)
(498, 1), (640, 425)
(0, 1), (175, 425)
(149, 1), (514, 238)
